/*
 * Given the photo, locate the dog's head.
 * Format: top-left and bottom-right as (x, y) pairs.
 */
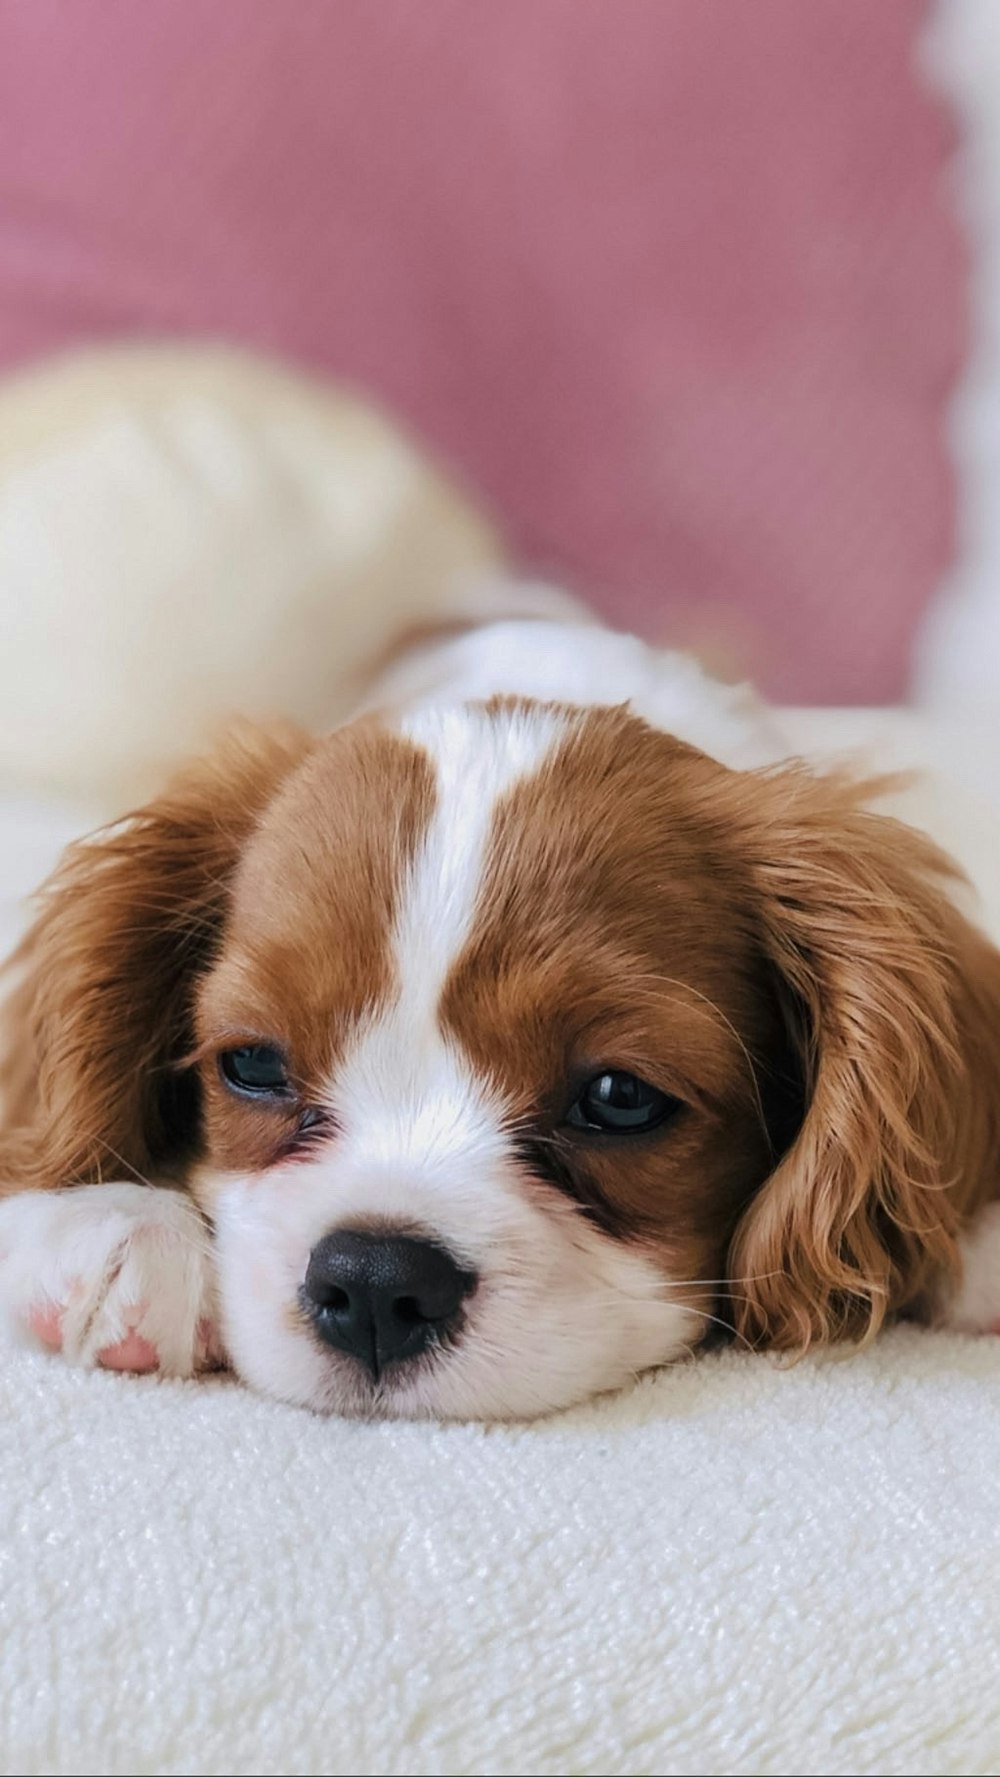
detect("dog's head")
(6, 699), (999, 1418)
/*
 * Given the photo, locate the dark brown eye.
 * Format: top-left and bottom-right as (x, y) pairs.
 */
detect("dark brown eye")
(566, 1071), (680, 1135)
(219, 1044), (291, 1099)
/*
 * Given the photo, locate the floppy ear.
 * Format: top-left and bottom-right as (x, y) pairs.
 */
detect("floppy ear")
(0, 724), (312, 1195)
(728, 767), (1000, 1350)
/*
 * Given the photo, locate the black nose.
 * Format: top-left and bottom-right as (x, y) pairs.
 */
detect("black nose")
(303, 1231), (477, 1376)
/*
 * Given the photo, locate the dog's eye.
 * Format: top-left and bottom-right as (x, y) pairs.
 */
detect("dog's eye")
(566, 1071), (680, 1134)
(219, 1044), (291, 1098)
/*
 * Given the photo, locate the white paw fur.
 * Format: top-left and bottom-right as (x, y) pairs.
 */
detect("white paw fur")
(0, 1181), (219, 1376)
(944, 1200), (1000, 1334)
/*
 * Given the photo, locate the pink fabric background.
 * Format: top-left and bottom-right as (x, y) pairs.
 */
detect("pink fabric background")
(0, 0), (965, 701)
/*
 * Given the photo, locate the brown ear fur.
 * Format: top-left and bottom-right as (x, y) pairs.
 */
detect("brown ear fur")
(729, 766), (1000, 1349)
(0, 724), (312, 1196)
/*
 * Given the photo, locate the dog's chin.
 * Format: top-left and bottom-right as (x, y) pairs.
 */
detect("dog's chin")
(223, 1328), (645, 1424)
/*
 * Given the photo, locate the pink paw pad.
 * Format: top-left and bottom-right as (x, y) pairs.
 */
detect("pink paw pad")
(27, 1301), (65, 1351)
(95, 1300), (160, 1372)
(96, 1328), (160, 1372)
(25, 1294), (161, 1372)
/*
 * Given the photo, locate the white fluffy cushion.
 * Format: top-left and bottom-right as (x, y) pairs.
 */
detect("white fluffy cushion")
(0, 345), (504, 804)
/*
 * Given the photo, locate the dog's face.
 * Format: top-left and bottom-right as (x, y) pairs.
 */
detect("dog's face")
(5, 696), (998, 1419)
(190, 703), (793, 1418)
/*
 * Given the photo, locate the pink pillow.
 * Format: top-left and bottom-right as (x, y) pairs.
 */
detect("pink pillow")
(0, 0), (963, 701)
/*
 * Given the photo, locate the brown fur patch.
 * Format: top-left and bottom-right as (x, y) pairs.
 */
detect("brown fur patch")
(194, 721), (435, 1184)
(725, 764), (1000, 1347)
(0, 722), (313, 1194)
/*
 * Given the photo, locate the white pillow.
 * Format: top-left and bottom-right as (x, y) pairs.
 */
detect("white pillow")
(0, 344), (505, 805)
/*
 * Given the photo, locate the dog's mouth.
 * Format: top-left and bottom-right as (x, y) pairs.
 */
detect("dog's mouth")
(296, 1327), (468, 1421)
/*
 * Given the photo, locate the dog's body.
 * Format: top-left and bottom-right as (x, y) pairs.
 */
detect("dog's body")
(3, 596), (1000, 1419)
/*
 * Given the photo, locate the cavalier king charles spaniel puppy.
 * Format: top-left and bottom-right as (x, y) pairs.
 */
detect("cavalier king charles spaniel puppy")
(2, 608), (1000, 1420)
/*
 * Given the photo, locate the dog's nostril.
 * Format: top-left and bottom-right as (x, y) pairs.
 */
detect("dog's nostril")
(305, 1278), (351, 1313)
(393, 1295), (423, 1325)
(302, 1231), (477, 1375)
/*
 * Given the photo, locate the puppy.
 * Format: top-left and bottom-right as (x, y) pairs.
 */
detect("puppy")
(2, 607), (1000, 1420)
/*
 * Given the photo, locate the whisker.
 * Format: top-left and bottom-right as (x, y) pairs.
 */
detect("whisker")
(673, 1302), (757, 1354)
(666, 1269), (785, 1289)
(92, 1137), (159, 1191)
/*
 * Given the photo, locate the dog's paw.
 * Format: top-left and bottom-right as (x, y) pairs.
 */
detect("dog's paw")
(0, 1182), (222, 1376)
(940, 1200), (1000, 1335)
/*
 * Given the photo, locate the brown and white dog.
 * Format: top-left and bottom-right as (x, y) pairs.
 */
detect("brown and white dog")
(2, 600), (1000, 1420)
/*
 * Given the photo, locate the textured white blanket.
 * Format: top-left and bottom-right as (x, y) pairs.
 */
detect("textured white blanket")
(2, 719), (1000, 1777)
(3, 1329), (1000, 1777)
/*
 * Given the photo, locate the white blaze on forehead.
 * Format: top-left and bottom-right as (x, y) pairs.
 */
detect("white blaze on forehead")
(328, 702), (570, 1168)
(395, 701), (569, 1001)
